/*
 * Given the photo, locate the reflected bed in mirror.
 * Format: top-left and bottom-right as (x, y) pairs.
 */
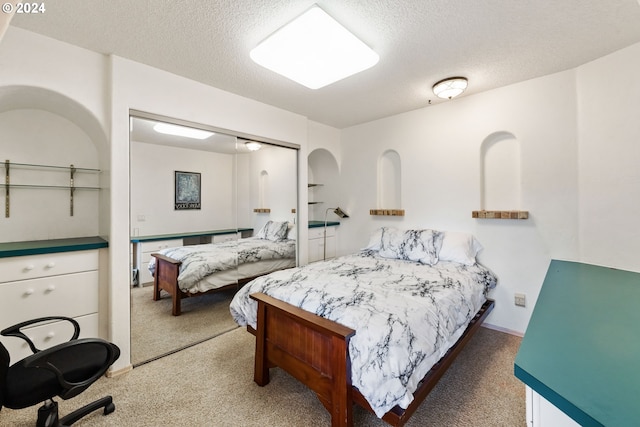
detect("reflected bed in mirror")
(149, 223), (296, 316)
(129, 114), (298, 366)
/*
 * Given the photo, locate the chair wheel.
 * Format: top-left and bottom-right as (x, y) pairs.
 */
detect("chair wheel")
(104, 402), (115, 415)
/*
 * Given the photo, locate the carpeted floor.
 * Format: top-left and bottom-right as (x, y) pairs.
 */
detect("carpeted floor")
(130, 285), (239, 365)
(1, 325), (525, 426)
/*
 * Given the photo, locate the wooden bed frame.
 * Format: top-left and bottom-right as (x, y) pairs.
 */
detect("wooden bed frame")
(249, 292), (495, 427)
(151, 253), (251, 316)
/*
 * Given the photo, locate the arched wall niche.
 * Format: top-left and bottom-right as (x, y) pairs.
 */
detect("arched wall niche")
(378, 149), (401, 207)
(307, 148), (340, 221)
(475, 131), (528, 220)
(0, 85), (110, 240)
(259, 170), (269, 208)
(371, 149), (404, 216)
(0, 85), (108, 159)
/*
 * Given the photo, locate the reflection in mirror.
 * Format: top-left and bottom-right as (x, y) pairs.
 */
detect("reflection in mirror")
(237, 141), (298, 283)
(129, 115), (297, 366)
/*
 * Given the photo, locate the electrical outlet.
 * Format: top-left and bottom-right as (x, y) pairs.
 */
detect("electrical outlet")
(515, 293), (526, 307)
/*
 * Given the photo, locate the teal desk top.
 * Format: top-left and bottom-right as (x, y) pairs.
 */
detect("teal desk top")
(308, 220), (340, 228)
(0, 236), (109, 258)
(130, 228), (253, 243)
(514, 260), (640, 427)
(132, 222), (340, 242)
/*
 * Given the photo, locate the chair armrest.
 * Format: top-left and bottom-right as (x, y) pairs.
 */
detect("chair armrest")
(1, 316), (80, 354)
(23, 338), (120, 400)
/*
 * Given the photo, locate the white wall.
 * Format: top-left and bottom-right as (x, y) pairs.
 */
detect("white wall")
(0, 27), (309, 371)
(0, 109), (100, 241)
(130, 141), (237, 236)
(576, 42), (640, 271)
(331, 43), (640, 335)
(3, 23), (639, 362)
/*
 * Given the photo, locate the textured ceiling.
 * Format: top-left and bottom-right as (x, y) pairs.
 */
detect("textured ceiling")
(10, 0), (640, 128)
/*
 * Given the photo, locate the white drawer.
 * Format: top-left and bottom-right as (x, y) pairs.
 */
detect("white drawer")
(0, 271), (99, 325)
(139, 261), (153, 285)
(308, 226), (336, 239)
(0, 313), (98, 362)
(0, 250), (98, 283)
(213, 233), (238, 243)
(141, 239), (183, 254)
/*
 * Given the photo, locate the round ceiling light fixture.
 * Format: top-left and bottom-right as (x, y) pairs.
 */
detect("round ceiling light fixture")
(432, 77), (468, 99)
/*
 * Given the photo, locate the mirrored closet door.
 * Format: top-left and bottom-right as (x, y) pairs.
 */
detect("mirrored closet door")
(129, 113), (298, 366)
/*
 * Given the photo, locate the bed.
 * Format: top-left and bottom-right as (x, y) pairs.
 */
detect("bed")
(149, 221), (296, 316)
(230, 227), (497, 426)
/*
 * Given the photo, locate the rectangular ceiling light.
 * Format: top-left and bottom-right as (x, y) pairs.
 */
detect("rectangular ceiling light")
(250, 5), (379, 89)
(153, 123), (214, 140)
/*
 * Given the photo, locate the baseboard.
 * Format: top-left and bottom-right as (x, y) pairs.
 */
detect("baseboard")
(107, 364), (133, 378)
(482, 322), (524, 337)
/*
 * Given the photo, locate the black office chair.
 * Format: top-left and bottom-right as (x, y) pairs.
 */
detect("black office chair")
(0, 316), (120, 427)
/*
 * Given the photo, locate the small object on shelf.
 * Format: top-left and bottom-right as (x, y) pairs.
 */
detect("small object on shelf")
(472, 210), (529, 219)
(370, 209), (405, 216)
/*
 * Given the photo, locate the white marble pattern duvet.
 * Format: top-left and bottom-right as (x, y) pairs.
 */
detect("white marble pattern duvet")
(148, 237), (295, 293)
(230, 249), (497, 418)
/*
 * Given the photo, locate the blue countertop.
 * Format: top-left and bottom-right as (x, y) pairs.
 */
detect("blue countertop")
(131, 222), (340, 242)
(514, 259), (640, 427)
(0, 236), (109, 258)
(308, 220), (340, 228)
(130, 228), (252, 243)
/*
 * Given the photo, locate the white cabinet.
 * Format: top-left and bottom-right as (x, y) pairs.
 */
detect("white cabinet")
(308, 226), (336, 263)
(526, 386), (581, 427)
(0, 250), (100, 360)
(135, 239), (183, 285)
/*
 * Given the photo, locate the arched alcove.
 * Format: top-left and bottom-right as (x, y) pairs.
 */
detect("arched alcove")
(0, 86), (108, 158)
(308, 148), (340, 221)
(474, 131), (528, 219)
(259, 170), (269, 208)
(0, 85), (110, 239)
(372, 149), (404, 216)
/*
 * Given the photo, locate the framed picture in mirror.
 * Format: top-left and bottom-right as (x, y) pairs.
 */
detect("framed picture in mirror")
(174, 170), (201, 210)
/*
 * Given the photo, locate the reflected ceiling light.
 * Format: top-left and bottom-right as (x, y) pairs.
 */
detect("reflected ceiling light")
(432, 77), (468, 99)
(153, 123), (214, 140)
(250, 5), (379, 89)
(245, 141), (262, 151)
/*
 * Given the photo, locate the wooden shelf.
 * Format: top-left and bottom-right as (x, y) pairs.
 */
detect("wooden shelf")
(472, 210), (529, 219)
(370, 209), (405, 216)
(253, 208), (271, 213)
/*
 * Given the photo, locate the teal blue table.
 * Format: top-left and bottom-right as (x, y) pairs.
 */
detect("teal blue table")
(515, 260), (640, 426)
(0, 236), (108, 257)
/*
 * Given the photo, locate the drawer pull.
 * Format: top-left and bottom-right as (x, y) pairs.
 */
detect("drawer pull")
(24, 288), (34, 296)
(46, 262), (56, 268)
(45, 331), (55, 340)
(46, 284), (56, 292)
(24, 264), (35, 271)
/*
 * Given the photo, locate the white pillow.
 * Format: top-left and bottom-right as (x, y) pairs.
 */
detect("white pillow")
(438, 231), (483, 265)
(378, 228), (444, 266)
(286, 224), (296, 240)
(363, 227), (386, 251)
(255, 220), (289, 241)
